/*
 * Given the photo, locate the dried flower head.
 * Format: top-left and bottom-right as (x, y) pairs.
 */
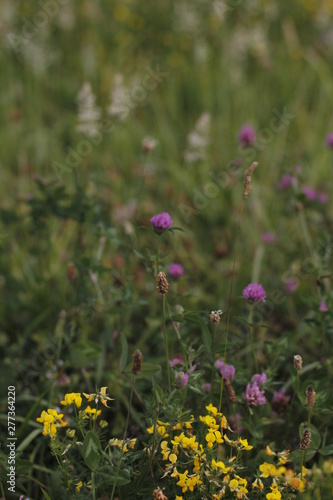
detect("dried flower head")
(305, 385), (316, 408)
(152, 487), (168, 500)
(293, 355), (303, 371)
(300, 428), (311, 450)
(224, 378), (237, 404)
(142, 136), (157, 154)
(67, 263), (76, 281)
(243, 161), (259, 200)
(210, 309), (223, 325)
(156, 272), (169, 295)
(131, 349), (143, 375)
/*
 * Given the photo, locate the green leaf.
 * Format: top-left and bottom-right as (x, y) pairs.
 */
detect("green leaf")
(17, 428), (42, 452)
(120, 331), (128, 371)
(97, 465), (131, 486)
(41, 489), (52, 500)
(188, 384), (204, 395)
(201, 322), (212, 351)
(290, 449), (317, 463)
(82, 431), (101, 471)
(319, 444), (333, 456)
(124, 362), (161, 376)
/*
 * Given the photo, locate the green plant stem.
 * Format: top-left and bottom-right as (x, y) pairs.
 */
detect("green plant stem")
(91, 471), (96, 500)
(298, 205), (313, 255)
(210, 325), (217, 387)
(219, 200), (245, 413)
(0, 480), (5, 499)
(163, 295), (171, 392)
(110, 377), (135, 500)
(290, 371), (300, 416)
(156, 237), (161, 274)
(249, 305), (258, 373)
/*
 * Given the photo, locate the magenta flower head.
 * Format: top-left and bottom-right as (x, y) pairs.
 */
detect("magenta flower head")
(150, 212), (172, 234)
(319, 300), (328, 312)
(261, 232), (276, 244)
(302, 186), (317, 201)
(169, 357), (184, 368)
(174, 371), (189, 390)
(168, 263), (184, 280)
(201, 383), (211, 393)
(277, 173), (296, 190)
(285, 278), (298, 294)
(215, 360), (235, 381)
(252, 373), (267, 387)
(242, 283), (266, 303)
(271, 388), (290, 415)
(238, 124), (256, 147)
(243, 382), (266, 406)
(317, 192), (329, 204)
(229, 412), (243, 434)
(325, 132), (333, 149)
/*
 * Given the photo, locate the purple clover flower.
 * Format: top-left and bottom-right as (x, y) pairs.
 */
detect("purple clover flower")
(271, 388), (290, 415)
(229, 412), (243, 434)
(150, 212), (172, 234)
(285, 278), (298, 294)
(243, 382), (266, 406)
(317, 192), (329, 204)
(325, 132), (333, 149)
(319, 300), (328, 312)
(169, 357), (184, 368)
(201, 383), (211, 393)
(252, 373), (267, 386)
(261, 232), (276, 244)
(277, 173), (296, 190)
(302, 186), (317, 201)
(242, 283), (266, 303)
(168, 263), (184, 280)
(174, 371), (189, 390)
(238, 124), (256, 147)
(215, 360), (235, 381)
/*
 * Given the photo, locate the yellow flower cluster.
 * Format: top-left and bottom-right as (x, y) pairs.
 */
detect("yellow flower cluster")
(60, 392), (82, 408)
(148, 404), (255, 498)
(253, 446), (307, 498)
(36, 408), (67, 438)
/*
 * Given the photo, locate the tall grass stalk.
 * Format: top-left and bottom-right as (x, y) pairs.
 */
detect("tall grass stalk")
(110, 376), (135, 500)
(219, 199), (245, 412)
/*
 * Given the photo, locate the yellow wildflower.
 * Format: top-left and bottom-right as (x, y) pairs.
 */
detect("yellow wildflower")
(82, 387), (114, 407)
(82, 406), (102, 420)
(36, 409), (67, 438)
(212, 459), (231, 474)
(75, 481), (83, 493)
(60, 392), (82, 408)
(266, 445), (276, 456)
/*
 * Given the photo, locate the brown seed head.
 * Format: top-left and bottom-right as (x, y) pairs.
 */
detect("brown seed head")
(210, 310), (221, 326)
(299, 427), (311, 450)
(152, 487), (168, 500)
(156, 272), (168, 295)
(293, 354), (303, 371)
(243, 161), (259, 200)
(305, 385), (316, 408)
(131, 349), (143, 375)
(224, 378), (236, 404)
(67, 263), (76, 281)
